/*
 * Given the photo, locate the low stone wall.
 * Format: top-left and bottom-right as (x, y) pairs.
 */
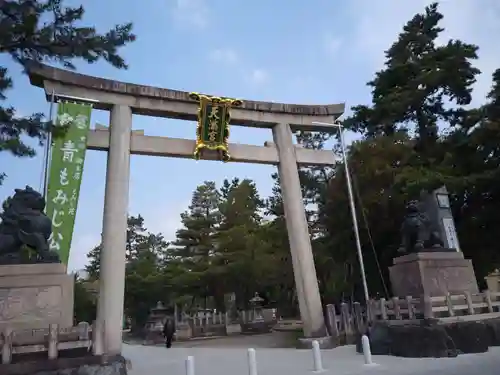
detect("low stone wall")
(191, 324), (227, 337)
(359, 318), (500, 357)
(240, 321), (275, 334)
(175, 323), (192, 340)
(226, 323), (242, 335)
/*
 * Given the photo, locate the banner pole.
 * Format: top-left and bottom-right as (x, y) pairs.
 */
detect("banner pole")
(43, 89), (56, 199)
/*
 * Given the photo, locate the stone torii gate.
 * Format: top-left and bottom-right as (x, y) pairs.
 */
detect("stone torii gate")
(28, 65), (344, 354)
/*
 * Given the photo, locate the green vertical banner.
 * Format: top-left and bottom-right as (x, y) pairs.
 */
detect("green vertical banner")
(45, 102), (93, 265)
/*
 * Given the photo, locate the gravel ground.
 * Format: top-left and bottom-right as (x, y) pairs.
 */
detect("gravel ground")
(123, 342), (500, 375)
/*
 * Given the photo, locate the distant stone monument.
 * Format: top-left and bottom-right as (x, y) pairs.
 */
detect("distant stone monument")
(144, 301), (170, 343)
(241, 293), (274, 334)
(0, 186), (74, 331)
(249, 292), (265, 321)
(389, 187), (478, 297)
(419, 186), (461, 252)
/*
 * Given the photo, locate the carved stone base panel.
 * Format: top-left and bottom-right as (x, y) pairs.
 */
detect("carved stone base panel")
(389, 251), (479, 298)
(1, 354), (129, 375)
(0, 264), (74, 330)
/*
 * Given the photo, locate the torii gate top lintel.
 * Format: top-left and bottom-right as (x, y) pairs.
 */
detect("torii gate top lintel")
(27, 64), (344, 131)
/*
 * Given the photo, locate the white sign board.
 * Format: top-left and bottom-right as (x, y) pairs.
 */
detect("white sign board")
(442, 217), (460, 252)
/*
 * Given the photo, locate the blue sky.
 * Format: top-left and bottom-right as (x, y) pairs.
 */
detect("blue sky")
(0, 0), (498, 271)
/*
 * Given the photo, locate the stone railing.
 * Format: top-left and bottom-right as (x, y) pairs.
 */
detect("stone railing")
(369, 290), (500, 322)
(326, 302), (364, 344)
(425, 291), (500, 322)
(325, 291), (500, 343)
(171, 309), (277, 341)
(177, 308), (276, 326)
(0, 322), (93, 365)
(185, 311), (230, 327)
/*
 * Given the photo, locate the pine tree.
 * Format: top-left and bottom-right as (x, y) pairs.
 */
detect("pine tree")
(83, 214), (170, 330)
(486, 69), (500, 119)
(170, 181), (221, 303)
(73, 276), (97, 324)
(0, 0), (135, 184)
(84, 244), (101, 280)
(125, 232), (166, 330)
(262, 177), (300, 314)
(216, 179), (265, 307)
(172, 181), (220, 259)
(445, 70), (500, 278)
(126, 215), (147, 260)
(84, 215), (150, 280)
(218, 178), (263, 230)
(317, 2), (499, 298)
(343, 2), (480, 154)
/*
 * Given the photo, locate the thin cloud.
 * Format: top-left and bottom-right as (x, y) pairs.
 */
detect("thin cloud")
(172, 0), (209, 29)
(247, 69), (269, 85)
(209, 49), (239, 64)
(208, 50), (269, 87)
(324, 34), (342, 56)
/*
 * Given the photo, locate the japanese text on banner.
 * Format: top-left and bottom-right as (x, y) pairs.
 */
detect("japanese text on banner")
(45, 102), (92, 265)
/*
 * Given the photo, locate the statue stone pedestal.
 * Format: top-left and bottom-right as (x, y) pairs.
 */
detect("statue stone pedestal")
(485, 269), (500, 293)
(389, 251), (479, 297)
(0, 263), (74, 330)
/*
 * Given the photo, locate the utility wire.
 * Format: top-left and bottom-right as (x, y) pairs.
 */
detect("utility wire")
(351, 171), (390, 299)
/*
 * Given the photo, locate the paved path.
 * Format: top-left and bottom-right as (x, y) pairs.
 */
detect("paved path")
(172, 332), (297, 348)
(123, 343), (500, 375)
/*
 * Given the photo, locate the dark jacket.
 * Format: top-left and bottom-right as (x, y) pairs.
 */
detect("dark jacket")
(163, 317), (176, 337)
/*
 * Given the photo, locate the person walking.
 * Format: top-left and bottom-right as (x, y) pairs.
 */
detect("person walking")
(163, 316), (176, 348)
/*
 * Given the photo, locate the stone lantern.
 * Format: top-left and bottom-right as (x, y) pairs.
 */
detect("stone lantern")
(249, 292), (264, 322)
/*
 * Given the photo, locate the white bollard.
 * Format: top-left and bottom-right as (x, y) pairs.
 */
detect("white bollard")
(362, 335), (375, 366)
(247, 348), (258, 375)
(312, 340), (324, 372)
(185, 356), (195, 375)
